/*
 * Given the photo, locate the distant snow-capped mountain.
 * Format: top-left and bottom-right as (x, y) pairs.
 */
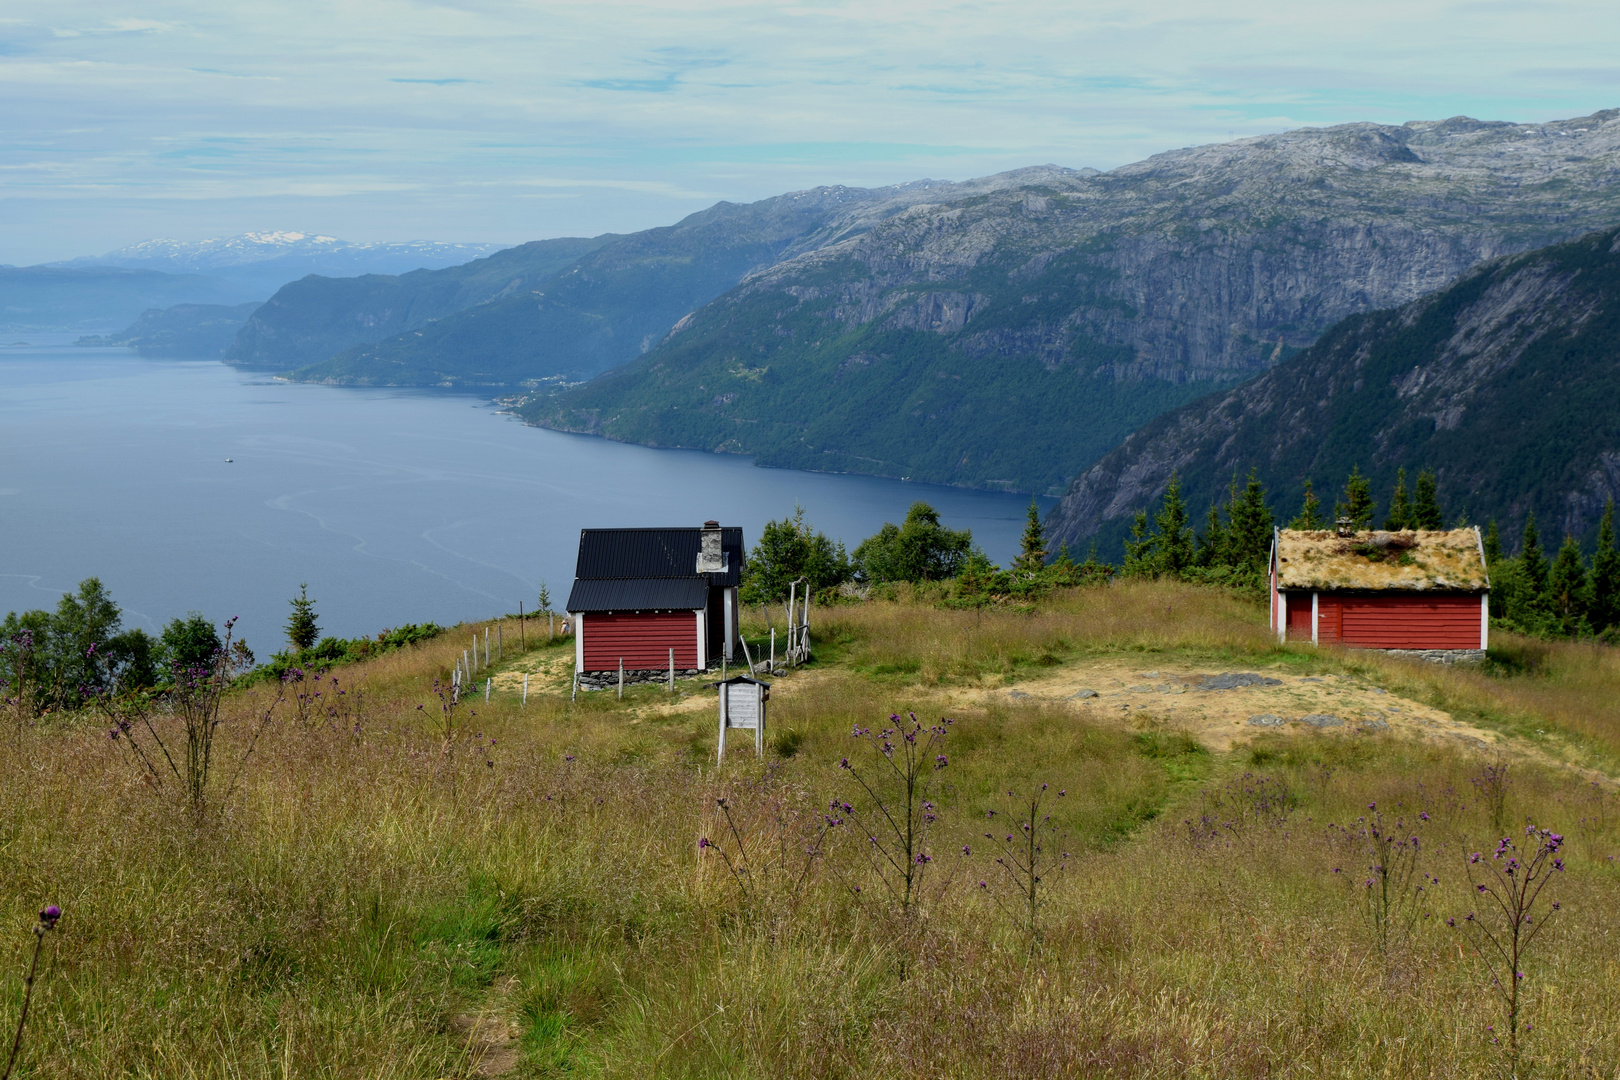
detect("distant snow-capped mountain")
(64, 232), (504, 276)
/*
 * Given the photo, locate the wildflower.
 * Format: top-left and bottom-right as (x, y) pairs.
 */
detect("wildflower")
(698, 837), (712, 849)
(962, 845), (971, 855)
(39, 905), (60, 926)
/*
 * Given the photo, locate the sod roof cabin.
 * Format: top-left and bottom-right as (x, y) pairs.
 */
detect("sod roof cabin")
(1268, 527), (1490, 658)
(566, 521), (744, 675)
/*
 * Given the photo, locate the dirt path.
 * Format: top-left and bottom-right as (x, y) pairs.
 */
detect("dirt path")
(449, 976), (522, 1076)
(953, 659), (1503, 750)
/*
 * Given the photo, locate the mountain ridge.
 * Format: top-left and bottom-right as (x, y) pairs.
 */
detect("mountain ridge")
(517, 109), (1620, 494)
(1043, 224), (1620, 555)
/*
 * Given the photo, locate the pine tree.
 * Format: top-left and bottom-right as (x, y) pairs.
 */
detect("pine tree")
(1483, 520), (1503, 562)
(1199, 500), (1227, 568)
(1122, 510), (1156, 579)
(1412, 470), (1444, 529)
(1548, 535), (1589, 635)
(1588, 501), (1620, 633)
(1047, 544), (1079, 586)
(1153, 474), (1195, 579)
(1290, 480), (1326, 529)
(1012, 498), (1048, 577)
(1521, 514), (1549, 600)
(1224, 469), (1275, 572)
(1336, 466), (1375, 531)
(1384, 468), (1413, 530)
(285, 584), (320, 652)
(537, 581), (552, 614)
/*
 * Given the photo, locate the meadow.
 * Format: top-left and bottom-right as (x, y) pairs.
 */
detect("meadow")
(2, 581), (1617, 1078)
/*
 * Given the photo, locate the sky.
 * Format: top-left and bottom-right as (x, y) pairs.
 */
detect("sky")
(3, 0), (1618, 266)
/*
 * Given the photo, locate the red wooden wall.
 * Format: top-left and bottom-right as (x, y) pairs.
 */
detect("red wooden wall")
(582, 612), (697, 669)
(1285, 601), (1313, 641)
(1309, 593), (1481, 649)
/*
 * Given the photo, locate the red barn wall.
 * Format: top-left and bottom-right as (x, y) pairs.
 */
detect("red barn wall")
(583, 612), (697, 669)
(1336, 594), (1480, 649)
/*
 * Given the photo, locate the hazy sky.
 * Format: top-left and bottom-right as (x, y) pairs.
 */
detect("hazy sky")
(4, 0), (1617, 264)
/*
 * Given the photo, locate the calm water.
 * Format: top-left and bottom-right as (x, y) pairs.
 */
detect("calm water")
(0, 342), (1049, 649)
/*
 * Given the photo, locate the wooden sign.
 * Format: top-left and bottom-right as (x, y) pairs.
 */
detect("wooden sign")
(716, 676), (769, 761)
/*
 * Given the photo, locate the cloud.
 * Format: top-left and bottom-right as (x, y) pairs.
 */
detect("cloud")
(1, 0), (1616, 263)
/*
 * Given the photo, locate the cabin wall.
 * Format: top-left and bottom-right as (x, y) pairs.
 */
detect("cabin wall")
(582, 612), (700, 670)
(1337, 594), (1483, 649)
(1281, 591), (1483, 650)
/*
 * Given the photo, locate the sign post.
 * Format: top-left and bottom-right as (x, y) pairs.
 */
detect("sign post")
(715, 675), (769, 763)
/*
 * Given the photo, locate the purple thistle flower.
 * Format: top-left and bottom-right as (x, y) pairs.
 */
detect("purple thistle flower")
(39, 905), (60, 926)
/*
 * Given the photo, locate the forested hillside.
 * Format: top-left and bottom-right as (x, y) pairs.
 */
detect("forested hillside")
(1045, 225), (1620, 555)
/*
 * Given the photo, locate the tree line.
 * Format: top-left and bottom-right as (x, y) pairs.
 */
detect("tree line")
(743, 469), (1620, 644)
(2, 580), (440, 719)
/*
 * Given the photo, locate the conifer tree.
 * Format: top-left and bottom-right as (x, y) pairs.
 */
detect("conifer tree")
(1047, 544), (1079, 586)
(1122, 510), (1156, 579)
(1521, 514), (1549, 601)
(1412, 470), (1444, 529)
(1336, 466), (1375, 531)
(537, 581), (553, 614)
(1384, 469), (1413, 530)
(285, 584), (320, 652)
(1153, 474), (1195, 578)
(1588, 501), (1620, 633)
(1548, 535), (1589, 635)
(1290, 480), (1325, 529)
(1012, 498), (1048, 577)
(1199, 501), (1227, 568)
(1484, 520), (1503, 562)
(1225, 469), (1275, 572)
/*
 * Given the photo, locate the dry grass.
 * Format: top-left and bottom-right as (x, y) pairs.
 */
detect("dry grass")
(2, 586), (1618, 1078)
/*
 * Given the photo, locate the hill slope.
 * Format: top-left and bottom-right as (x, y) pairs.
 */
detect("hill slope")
(226, 235), (614, 368)
(76, 302), (261, 357)
(1045, 225), (1620, 553)
(524, 111), (1620, 494)
(280, 183), (965, 386)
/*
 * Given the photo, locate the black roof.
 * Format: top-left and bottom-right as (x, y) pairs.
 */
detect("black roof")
(566, 526), (745, 613)
(567, 578), (709, 613)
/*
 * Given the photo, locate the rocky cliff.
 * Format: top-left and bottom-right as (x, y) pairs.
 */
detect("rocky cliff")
(1044, 224), (1620, 553)
(525, 111), (1620, 494)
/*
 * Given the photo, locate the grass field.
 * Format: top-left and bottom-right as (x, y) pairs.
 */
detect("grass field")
(3, 581), (1618, 1078)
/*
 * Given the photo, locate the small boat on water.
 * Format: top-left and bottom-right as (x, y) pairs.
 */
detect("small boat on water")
(224, 457), (233, 463)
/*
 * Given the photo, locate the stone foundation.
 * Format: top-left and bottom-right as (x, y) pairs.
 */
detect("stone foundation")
(1382, 648), (1486, 665)
(577, 668), (704, 691)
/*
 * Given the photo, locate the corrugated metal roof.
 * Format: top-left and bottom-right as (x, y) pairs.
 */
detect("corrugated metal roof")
(573, 527), (744, 587)
(1275, 528), (1488, 592)
(566, 578), (710, 613)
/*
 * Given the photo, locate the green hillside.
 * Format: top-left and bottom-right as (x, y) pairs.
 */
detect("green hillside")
(521, 252), (1235, 493)
(1047, 225), (1620, 554)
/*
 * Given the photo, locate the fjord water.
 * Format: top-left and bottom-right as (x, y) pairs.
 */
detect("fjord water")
(1, 343), (1047, 648)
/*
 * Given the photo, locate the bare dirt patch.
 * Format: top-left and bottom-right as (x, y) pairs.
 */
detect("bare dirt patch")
(953, 658), (1506, 754)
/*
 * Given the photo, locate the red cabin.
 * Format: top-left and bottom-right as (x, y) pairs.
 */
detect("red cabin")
(1269, 527), (1489, 661)
(566, 521), (744, 676)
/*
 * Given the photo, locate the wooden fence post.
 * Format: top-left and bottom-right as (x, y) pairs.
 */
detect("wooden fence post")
(523, 673), (529, 707)
(668, 647), (675, 692)
(618, 658), (624, 700)
(520, 601), (525, 650)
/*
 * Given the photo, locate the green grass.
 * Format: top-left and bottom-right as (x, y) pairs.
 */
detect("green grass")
(1, 589), (1618, 1077)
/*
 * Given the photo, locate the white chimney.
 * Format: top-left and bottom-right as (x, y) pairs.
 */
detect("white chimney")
(697, 520), (727, 573)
